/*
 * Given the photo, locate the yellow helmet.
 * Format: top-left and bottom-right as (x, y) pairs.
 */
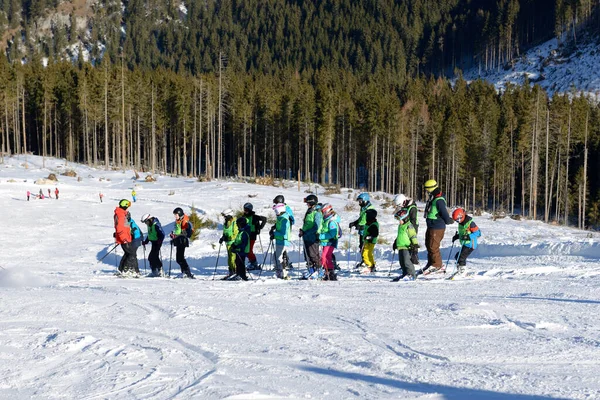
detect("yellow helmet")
(424, 179), (438, 192)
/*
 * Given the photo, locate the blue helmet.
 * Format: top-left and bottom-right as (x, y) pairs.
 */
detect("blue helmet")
(357, 192), (370, 203)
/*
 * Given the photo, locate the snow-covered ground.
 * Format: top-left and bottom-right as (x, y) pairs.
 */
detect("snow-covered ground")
(1, 155), (599, 399)
(463, 37), (600, 99)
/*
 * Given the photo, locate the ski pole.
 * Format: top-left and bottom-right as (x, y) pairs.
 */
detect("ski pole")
(169, 242), (173, 277)
(97, 243), (119, 263)
(212, 242), (223, 280)
(452, 245), (464, 276)
(387, 249), (396, 276)
(258, 234), (264, 254)
(257, 240), (272, 279)
(445, 240), (456, 274)
(143, 245), (147, 274)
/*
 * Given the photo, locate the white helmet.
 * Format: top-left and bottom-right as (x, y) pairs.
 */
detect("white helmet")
(393, 194), (407, 207)
(221, 208), (234, 217)
(273, 203), (286, 215)
(140, 213), (152, 223)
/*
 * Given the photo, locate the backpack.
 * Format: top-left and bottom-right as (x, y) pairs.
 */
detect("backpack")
(334, 221), (343, 239)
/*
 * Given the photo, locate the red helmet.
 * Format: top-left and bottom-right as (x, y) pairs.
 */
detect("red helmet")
(321, 203), (335, 219)
(452, 208), (466, 223)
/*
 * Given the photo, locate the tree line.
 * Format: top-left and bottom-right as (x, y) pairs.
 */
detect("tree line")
(0, 55), (599, 229)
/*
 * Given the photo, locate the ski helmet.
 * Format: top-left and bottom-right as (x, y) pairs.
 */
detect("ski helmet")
(141, 213), (152, 223)
(394, 208), (408, 221)
(357, 192), (370, 203)
(273, 195), (285, 204)
(243, 202), (253, 212)
(393, 194), (407, 207)
(273, 203), (286, 215)
(452, 207), (466, 223)
(236, 217), (247, 228)
(173, 207), (184, 218)
(321, 203), (335, 219)
(119, 199), (131, 209)
(424, 179), (438, 192)
(304, 194), (318, 206)
(365, 209), (377, 221)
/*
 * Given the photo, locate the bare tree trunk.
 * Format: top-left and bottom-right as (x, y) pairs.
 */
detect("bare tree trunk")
(582, 110), (589, 229)
(121, 58), (126, 169)
(105, 66), (109, 170)
(544, 109), (549, 222)
(218, 53), (223, 178)
(564, 106), (571, 225)
(151, 84), (156, 173)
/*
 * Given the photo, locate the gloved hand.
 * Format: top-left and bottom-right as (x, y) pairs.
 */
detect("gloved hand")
(409, 244), (419, 253)
(113, 232), (116, 238)
(452, 233), (459, 243)
(298, 229), (304, 237)
(461, 234), (470, 241)
(269, 231), (275, 241)
(392, 241), (397, 251)
(169, 232), (176, 239)
(143, 239), (149, 246)
(349, 221), (355, 229)
(219, 236), (224, 244)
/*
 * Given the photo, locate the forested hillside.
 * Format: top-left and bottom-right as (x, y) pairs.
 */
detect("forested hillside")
(0, 0), (599, 228)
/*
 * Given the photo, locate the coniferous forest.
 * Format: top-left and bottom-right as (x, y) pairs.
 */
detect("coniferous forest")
(0, 0), (599, 228)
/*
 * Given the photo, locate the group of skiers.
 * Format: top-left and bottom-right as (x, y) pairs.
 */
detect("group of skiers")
(26, 187), (59, 200)
(110, 178), (482, 281)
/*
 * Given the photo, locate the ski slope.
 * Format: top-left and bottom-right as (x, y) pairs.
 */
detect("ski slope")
(0, 155), (599, 399)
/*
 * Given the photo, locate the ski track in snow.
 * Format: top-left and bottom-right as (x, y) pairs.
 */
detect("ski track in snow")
(0, 155), (599, 399)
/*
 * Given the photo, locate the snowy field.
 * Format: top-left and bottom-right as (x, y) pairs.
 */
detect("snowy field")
(0, 155), (599, 400)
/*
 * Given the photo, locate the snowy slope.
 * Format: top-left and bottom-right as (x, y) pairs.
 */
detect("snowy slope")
(463, 37), (600, 99)
(1, 155), (599, 399)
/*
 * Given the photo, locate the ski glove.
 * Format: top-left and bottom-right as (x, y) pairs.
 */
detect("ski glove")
(169, 233), (176, 239)
(298, 229), (304, 237)
(219, 236), (225, 244)
(392, 241), (397, 251)
(143, 238), (149, 246)
(452, 233), (459, 243)
(409, 244), (419, 253)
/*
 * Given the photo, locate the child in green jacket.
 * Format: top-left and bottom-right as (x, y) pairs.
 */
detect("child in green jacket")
(391, 208), (419, 281)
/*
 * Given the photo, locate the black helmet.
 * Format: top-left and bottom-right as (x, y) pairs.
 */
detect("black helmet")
(273, 195), (285, 204)
(365, 209), (377, 221)
(243, 203), (253, 212)
(236, 217), (247, 228)
(304, 194), (318, 206)
(173, 207), (184, 217)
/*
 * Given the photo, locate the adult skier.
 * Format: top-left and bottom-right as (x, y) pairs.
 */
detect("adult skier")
(273, 195), (295, 225)
(421, 180), (453, 275)
(243, 203), (267, 270)
(299, 194), (322, 276)
(230, 217), (251, 281)
(451, 207), (481, 275)
(170, 207), (194, 279)
(141, 213), (165, 277)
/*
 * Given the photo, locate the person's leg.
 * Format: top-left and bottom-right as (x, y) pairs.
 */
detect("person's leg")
(456, 246), (474, 268)
(274, 244), (284, 277)
(176, 245), (192, 277)
(362, 243), (375, 269)
(247, 240), (257, 264)
(400, 249), (415, 278)
(430, 229), (445, 269)
(227, 246), (236, 275)
(235, 254), (248, 280)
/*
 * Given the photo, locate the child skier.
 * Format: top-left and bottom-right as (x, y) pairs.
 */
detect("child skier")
(451, 208), (481, 275)
(170, 207), (194, 279)
(391, 208), (420, 281)
(361, 209), (379, 273)
(113, 199), (138, 275)
(243, 203), (267, 270)
(219, 209), (239, 278)
(393, 193), (420, 264)
(131, 189), (137, 202)
(318, 203), (340, 281)
(270, 203), (291, 279)
(141, 213), (165, 277)
(349, 192), (375, 267)
(273, 195), (295, 225)
(54, 187), (59, 199)
(230, 217), (251, 281)
(300, 194), (322, 277)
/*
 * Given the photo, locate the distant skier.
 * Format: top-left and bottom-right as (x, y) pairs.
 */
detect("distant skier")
(270, 203), (291, 279)
(391, 208), (419, 281)
(170, 207), (194, 278)
(451, 208), (481, 275)
(26, 190), (30, 201)
(230, 217), (251, 281)
(273, 195), (295, 225)
(299, 194), (322, 276)
(421, 180), (453, 275)
(127, 212), (143, 273)
(360, 209), (379, 273)
(113, 199), (138, 274)
(39, 188), (44, 199)
(131, 189), (137, 203)
(141, 213), (165, 277)
(242, 203), (267, 270)
(349, 192), (375, 267)
(99, 192), (104, 203)
(318, 203), (340, 281)
(54, 187), (59, 199)
(219, 209), (238, 278)
(47, 188), (51, 199)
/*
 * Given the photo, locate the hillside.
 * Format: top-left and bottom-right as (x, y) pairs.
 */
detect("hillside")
(0, 155), (599, 398)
